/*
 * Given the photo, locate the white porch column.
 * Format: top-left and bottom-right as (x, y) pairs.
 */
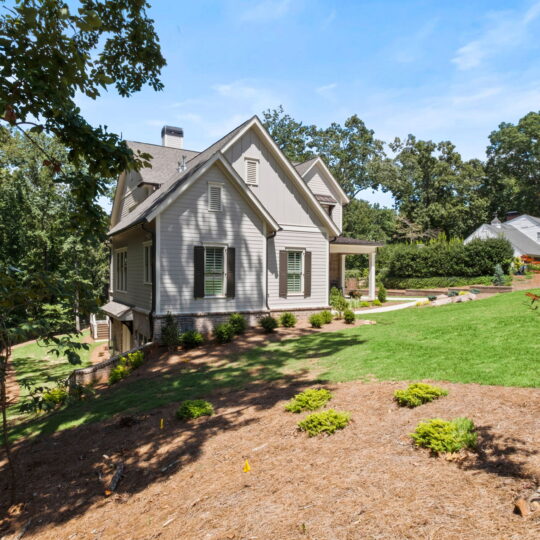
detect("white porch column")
(368, 251), (376, 300)
(341, 254), (346, 292)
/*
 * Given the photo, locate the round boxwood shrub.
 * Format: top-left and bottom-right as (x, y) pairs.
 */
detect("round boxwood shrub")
(279, 312), (297, 328)
(228, 313), (247, 335)
(214, 322), (235, 343)
(181, 330), (204, 349)
(285, 388), (332, 413)
(298, 409), (351, 437)
(343, 309), (355, 324)
(411, 417), (477, 454)
(320, 310), (333, 324)
(42, 387), (69, 408)
(309, 313), (323, 328)
(176, 399), (214, 420)
(260, 315), (278, 333)
(394, 383), (448, 408)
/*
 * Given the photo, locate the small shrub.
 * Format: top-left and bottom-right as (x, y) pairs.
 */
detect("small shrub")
(411, 417), (477, 454)
(343, 309), (356, 324)
(42, 387), (69, 408)
(309, 313), (323, 328)
(161, 312), (181, 351)
(176, 399), (214, 420)
(108, 363), (131, 385)
(285, 388), (332, 413)
(329, 287), (348, 317)
(458, 290), (468, 296)
(416, 299), (430, 306)
(228, 313), (247, 335)
(181, 330), (204, 349)
(372, 299), (382, 307)
(126, 350), (145, 369)
(214, 322), (235, 343)
(260, 315), (278, 333)
(447, 290), (458, 297)
(428, 295), (437, 301)
(377, 284), (387, 303)
(492, 263), (505, 286)
(320, 310), (333, 324)
(359, 301), (370, 308)
(279, 312), (297, 328)
(298, 409), (351, 437)
(394, 383), (448, 408)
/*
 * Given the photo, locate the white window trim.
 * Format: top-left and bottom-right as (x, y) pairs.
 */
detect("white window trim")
(115, 248), (128, 293)
(143, 241), (152, 285)
(203, 245), (227, 298)
(245, 157), (259, 186)
(208, 182), (223, 212)
(286, 248), (305, 296)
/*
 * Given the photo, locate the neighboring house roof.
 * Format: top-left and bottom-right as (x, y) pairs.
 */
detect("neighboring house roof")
(505, 213), (540, 227)
(330, 236), (384, 246)
(126, 141), (199, 185)
(110, 116), (341, 238)
(477, 223), (540, 256)
(315, 194), (337, 204)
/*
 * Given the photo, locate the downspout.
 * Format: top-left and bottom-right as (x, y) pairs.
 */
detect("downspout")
(266, 230), (278, 311)
(142, 222), (156, 341)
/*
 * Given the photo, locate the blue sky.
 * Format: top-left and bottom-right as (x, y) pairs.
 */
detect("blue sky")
(77, 0), (540, 208)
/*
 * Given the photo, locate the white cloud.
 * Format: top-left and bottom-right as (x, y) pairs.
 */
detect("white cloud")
(239, 0), (293, 22)
(316, 83), (337, 99)
(452, 2), (540, 71)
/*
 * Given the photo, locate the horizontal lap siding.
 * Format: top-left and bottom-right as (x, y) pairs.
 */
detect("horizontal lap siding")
(268, 229), (329, 310)
(159, 164), (266, 314)
(111, 227), (153, 311)
(303, 165), (343, 231)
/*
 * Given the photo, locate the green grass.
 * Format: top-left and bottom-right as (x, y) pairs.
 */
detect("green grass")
(8, 290), (540, 441)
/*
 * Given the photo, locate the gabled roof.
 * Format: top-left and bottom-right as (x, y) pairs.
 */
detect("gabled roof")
(294, 156), (349, 205)
(315, 194), (337, 204)
(505, 214), (540, 227)
(482, 223), (540, 256)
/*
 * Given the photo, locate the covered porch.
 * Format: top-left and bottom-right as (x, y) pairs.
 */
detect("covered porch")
(329, 237), (383, 300)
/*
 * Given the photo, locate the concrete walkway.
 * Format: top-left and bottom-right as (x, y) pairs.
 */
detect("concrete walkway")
(354, 299), (420, 314)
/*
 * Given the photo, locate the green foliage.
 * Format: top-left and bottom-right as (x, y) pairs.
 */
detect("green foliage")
(214, 323), (235, 343)
(345, 268), (368, 280)
(279, 312), (297, 328)
(343, 309), (356, 324)
(320, 310), (333, 324)
(360, 301), (370, 307)
(108, 350), (145, 384)
(285, 388), (333, 413)
(411, 417), (477, 454)
(161, 313), (181, 351)
(372, 299), (382, 307)
(298, 409), (351, 437)
(108, 363), (131, 385)
(259, 315), (278, 333)
(377, 284), (387, 303)
(42, 387), (69, 408)
(394, 383), (448, 408)
(176, 399), (214, 420)
(348, 289), (362, 299)
(309, 314), (323, 328)
(180, 330), (204, 349)
(126, 350), (145, 369)
(383, 275), (508, 289)
(492, 264), (505, 286)
(329, 287), (348, 316)
(228, 313), (247, 335)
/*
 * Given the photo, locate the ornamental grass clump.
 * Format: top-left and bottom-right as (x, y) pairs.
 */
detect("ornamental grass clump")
(176, 399), (214, 420)
(394, 383), (448, 408)
(320, 310), (333, 324)
(285, 388), (332, 413)
(309, 313), (323, 328)
(411, 417), (477, 454)
(298, 409), (351, 437)
(279, 312), (297, 328)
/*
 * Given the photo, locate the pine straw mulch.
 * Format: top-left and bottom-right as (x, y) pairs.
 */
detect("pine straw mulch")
(1, 378), (539, 540)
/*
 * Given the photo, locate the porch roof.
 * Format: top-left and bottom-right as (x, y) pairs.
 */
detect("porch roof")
(330, 236), (383, 254)
(101, 301), (133, 321)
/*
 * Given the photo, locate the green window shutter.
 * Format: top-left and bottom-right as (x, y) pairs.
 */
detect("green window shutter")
(194, 246), (205, 298)
(304, 251), (312, 298)
(226, 247), (235, 298)
(279, 250), (288, 298)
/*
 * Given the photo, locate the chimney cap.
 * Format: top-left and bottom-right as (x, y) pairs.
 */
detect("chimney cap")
(161, 125), (184, 138)
(505, 210), (520, 222)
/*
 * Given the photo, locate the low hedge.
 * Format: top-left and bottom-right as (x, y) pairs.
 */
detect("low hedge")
(382, 275), (509, 289)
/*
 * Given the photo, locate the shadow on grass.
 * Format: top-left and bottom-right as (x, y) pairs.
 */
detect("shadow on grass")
(0, 327), (359, 536)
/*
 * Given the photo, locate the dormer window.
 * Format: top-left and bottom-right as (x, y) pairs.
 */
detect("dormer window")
(208, 183), (222, 211)
(245, 158), (259, 186)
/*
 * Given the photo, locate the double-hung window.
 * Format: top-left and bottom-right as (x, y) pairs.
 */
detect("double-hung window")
(143, 242), (152, 284)
(115, 249), (127, 292)
(204, 246), (226, 297)
(287, 250), (303, 295)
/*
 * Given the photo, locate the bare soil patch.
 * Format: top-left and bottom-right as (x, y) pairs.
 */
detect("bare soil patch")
(1, 380), (539, 539)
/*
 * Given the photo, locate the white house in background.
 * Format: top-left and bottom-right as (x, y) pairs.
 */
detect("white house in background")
(464, 213), (540, 258)
(103, 116), (381, 354)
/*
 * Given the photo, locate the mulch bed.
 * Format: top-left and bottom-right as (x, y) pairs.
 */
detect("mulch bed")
(1, 379), (539, 539)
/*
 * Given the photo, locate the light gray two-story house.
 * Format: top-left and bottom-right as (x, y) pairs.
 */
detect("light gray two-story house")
(104, 116), (380, 353)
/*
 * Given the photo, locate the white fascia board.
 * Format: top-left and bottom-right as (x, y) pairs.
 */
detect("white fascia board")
(221, 117), (341, 237)
(110, 170), (127, 227)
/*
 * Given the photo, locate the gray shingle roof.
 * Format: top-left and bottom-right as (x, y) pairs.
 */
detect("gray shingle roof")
(330, 236), (384, 246)
(315, 193), (337, 204)
(486, 223), (540, 256)
(294, 157), (318, 176)
(127, 141), (199, 185)
(109, 117), (254, 235)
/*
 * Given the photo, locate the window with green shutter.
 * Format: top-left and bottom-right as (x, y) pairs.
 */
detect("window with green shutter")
(204, 247), (225, 296)
(287, 251), (303, 294)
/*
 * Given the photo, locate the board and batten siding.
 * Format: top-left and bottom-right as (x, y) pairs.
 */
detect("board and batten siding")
(267, 229), (329, 310)
(158, 163), (267, 314)
(111, 227), (153, 311)
(302, 164), (343, 232)
(224, 129), (325, 229)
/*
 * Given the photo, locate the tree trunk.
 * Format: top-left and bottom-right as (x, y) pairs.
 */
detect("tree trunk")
(0, 338), (16, 505)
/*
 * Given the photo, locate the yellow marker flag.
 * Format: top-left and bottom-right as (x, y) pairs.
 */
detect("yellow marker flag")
(243, 459), (251, 472)
(160, 418), (164, 429)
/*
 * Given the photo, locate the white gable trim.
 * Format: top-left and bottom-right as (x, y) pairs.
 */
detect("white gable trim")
(221, 117), (341, 237)
(302, 157), (350, 205)
(110, 171), (127, 227)
(146, 152), (279, 233)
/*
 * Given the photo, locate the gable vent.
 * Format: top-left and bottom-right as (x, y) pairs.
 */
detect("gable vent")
(245, 158), (259, 185)
(208, 184), (222, 211)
